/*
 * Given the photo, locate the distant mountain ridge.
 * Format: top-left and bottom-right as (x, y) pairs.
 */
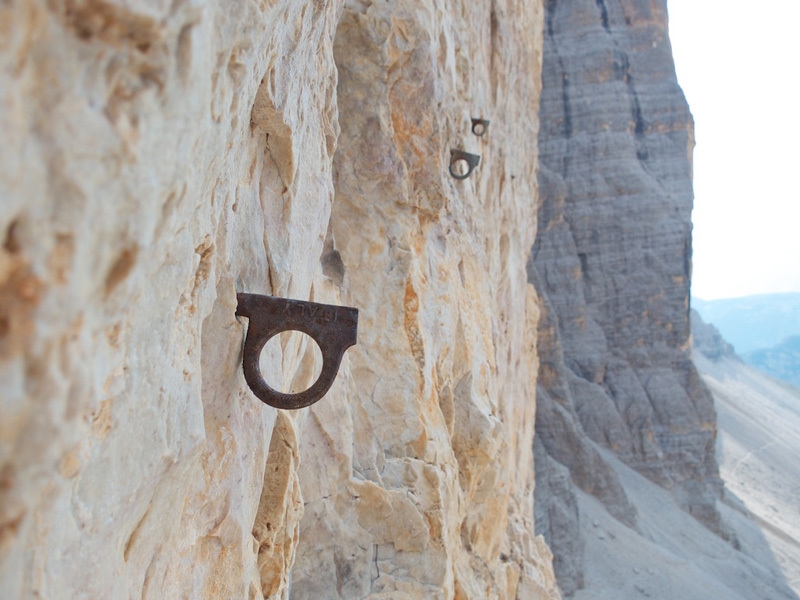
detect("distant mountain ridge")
(693, 293), (800, 354)
(690, 309), (738, 362)
(745, 335), (800, 388)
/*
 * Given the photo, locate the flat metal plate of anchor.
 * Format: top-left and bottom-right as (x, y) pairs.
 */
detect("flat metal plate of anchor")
(236, 293), (358, 410)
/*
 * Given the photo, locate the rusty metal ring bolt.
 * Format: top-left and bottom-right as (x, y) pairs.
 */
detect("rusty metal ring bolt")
(235, 293), (358, 410)
(471, 118), (490, 136)
(449, 149), (481, 180)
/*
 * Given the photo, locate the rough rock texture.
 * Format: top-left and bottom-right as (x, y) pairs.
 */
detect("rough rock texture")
(691, 309), (737, 363)
(0, 0), (558, 598)
(531, 0), (723, 592)
(532, 436), (583, 597)
(531, 267), (636, 595)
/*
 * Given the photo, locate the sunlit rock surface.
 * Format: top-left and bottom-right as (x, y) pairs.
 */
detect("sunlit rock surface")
(0, 0), (558, 598)
(530, 0), (723, 592)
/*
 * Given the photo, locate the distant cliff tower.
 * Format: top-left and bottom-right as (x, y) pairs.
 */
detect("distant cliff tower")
(531, 0), (723, 589)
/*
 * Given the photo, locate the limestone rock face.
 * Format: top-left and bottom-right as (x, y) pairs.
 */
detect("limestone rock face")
(0, 0), (558, 599)
(531, 0), (723, 590)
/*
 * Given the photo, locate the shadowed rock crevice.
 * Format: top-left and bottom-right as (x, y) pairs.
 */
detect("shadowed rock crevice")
(252, 412), (303, 598)
(595, 0), (610, 31)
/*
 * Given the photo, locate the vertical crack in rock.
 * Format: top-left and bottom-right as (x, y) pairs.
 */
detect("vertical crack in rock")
(403, 278), (426, 376)
(612, 48), (649, 161)
(252, 412), (303, 598)
(252, 76), (296, 188)
(560, 73), (573, 139)
(0, 217), (44, 361)
(320, 224), (346, 287)
(595, 0), (610, 32)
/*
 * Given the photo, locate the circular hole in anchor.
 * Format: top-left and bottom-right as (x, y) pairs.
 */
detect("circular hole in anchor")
(472, 122), (486, 136)
(261, 331), (323, 394)
(450, 158), (471, 178)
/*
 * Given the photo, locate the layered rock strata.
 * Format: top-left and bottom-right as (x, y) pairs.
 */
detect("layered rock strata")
(0, 0), (557, 598)
(531, 0), (723, 591)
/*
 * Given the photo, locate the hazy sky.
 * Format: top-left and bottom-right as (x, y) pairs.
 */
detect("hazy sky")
(667, 0), (800, 300)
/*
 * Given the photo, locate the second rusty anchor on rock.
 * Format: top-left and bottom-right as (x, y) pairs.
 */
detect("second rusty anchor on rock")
(471, 118), (490, 136)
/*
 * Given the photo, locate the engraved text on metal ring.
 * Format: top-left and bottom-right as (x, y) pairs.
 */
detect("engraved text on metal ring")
(236, 293), (359, 409)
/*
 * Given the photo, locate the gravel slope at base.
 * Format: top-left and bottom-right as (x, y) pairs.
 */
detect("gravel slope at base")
(697, 353), (800, 596)
(571, 354), (800, 599)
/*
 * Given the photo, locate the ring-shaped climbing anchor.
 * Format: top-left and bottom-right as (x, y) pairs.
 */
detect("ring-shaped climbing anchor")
(471, 118), (490, 136)
(449, 149), (481, 180)
(236, 293), (358, 410)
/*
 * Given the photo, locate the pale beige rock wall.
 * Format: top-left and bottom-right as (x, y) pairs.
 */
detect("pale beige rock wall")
(0, 1), (558, 598)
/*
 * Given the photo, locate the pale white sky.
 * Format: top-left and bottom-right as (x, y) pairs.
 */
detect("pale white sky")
(668, 0), (800, 300)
